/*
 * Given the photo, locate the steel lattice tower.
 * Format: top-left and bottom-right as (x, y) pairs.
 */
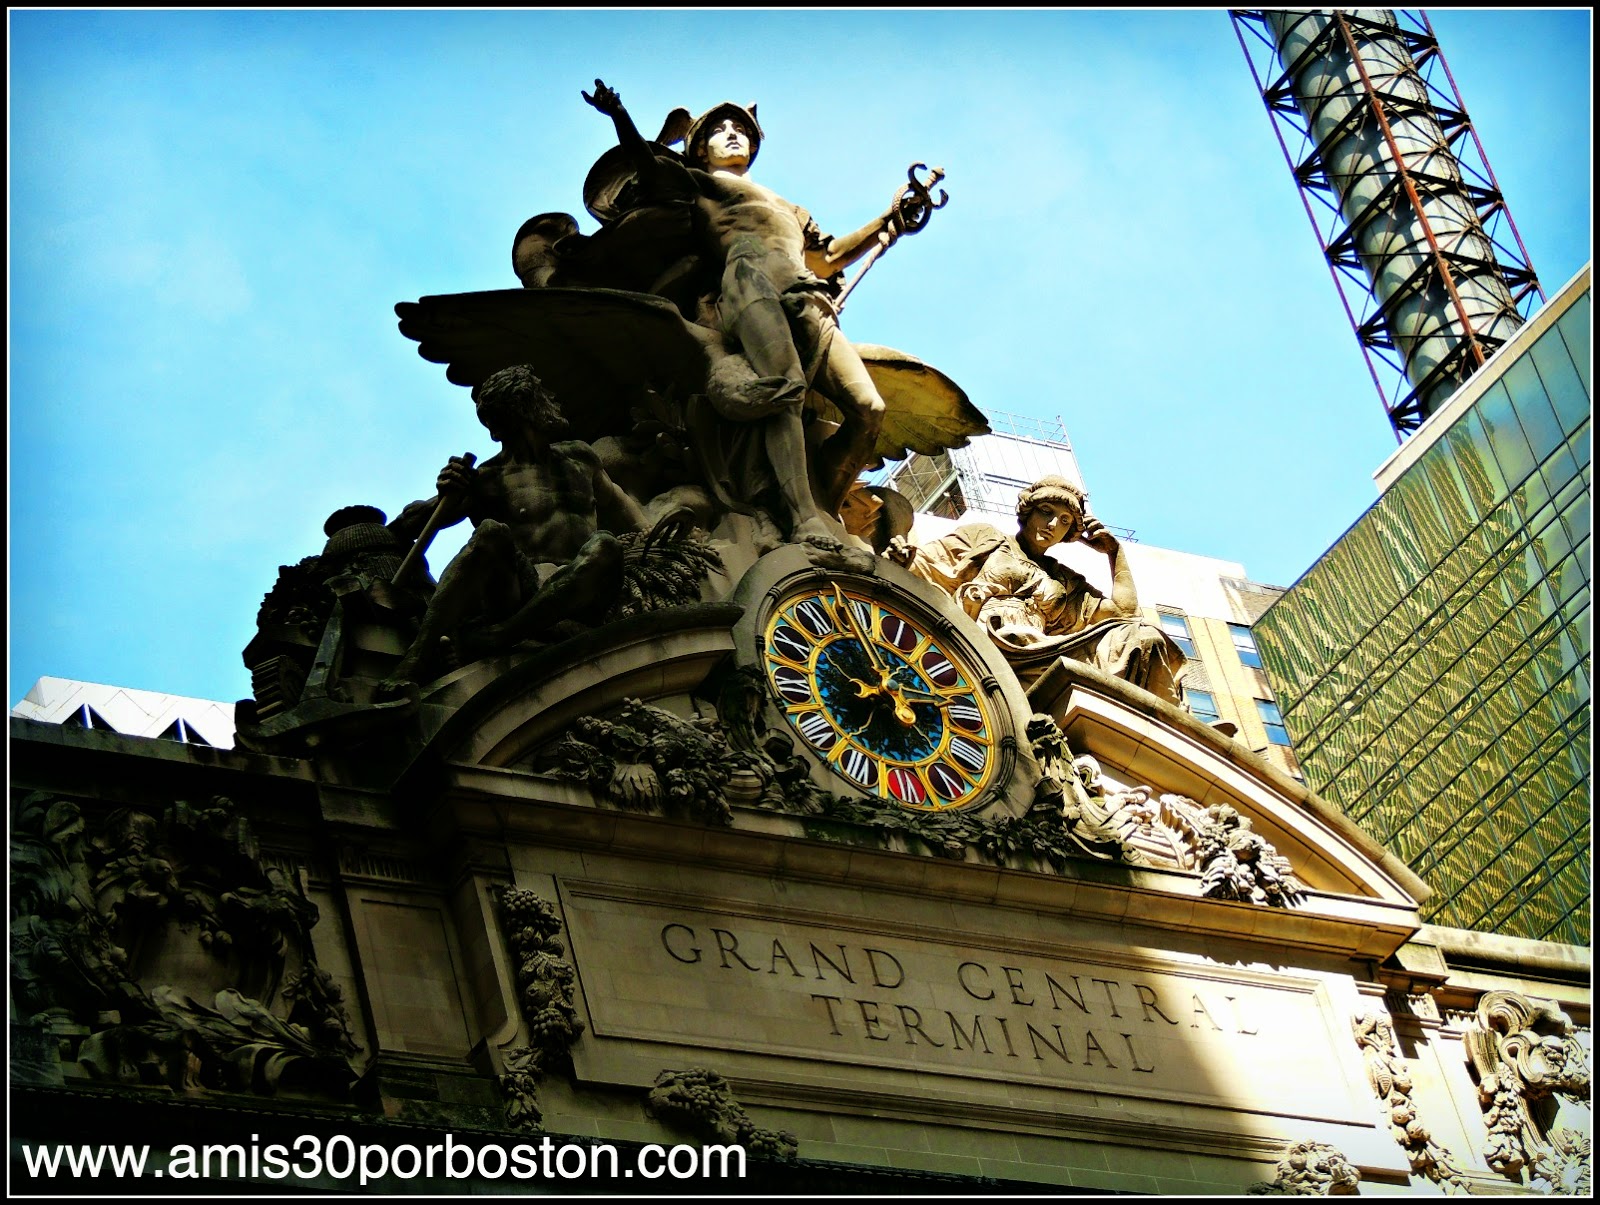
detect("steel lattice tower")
(1231, 9), (1544, 439)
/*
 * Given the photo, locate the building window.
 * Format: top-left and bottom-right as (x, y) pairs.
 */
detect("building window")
(1229, 622), (1263, 669)
(1257, 699), (1292, 746)
(1186, 689), (1221, 724)
(1159, 611), (1196, 658)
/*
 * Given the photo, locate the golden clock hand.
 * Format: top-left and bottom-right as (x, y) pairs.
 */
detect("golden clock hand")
(828, 586), (923, 726)
(844, 714), (880, 739)
(849, 677), (887, 700)
(889, 692), (918, 727)
(893, 685), (952, 706)
(833, 582), (886, 672)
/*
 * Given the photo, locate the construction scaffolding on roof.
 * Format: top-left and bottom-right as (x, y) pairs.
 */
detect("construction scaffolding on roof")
(1231, 9), (1544, 440)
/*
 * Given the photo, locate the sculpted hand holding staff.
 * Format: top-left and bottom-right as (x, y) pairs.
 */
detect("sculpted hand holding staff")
(382, 366), (652, 691)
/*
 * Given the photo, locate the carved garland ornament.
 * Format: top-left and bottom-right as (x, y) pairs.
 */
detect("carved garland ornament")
(10, 791), (360, 1098)
(1463, 990), (1591, 1192)
(537, 705), (1307, 907)
(646, 1068), (798, 1160)
(939, 716), (1306, 906)
(1351, 1009), (1472, 1193)
(1247, 1140), (1361, 1195)
(543, 700), (739, 826)
(494, 887), (585, 1128)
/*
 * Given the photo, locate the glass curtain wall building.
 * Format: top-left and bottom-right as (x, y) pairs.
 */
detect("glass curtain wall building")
(1254, 267), (1590, 946)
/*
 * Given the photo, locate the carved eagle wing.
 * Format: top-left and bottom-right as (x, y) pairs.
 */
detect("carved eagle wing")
(394, 287), (717, 444)
(841, 344), (991, 466)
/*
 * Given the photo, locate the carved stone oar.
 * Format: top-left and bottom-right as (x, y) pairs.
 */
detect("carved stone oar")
(391, 453), (476, 586)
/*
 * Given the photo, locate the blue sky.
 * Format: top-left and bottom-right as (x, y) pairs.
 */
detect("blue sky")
(8, 9), (1592, 708)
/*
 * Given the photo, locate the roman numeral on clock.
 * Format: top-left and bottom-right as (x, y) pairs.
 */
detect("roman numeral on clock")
(771, 624), (810, 662)
(887, 768), (926, 803)
(840, 747), (875, 786)
(921, 649), (957, 686)
(796, 711), (836, 749)
(793, 599), (834, 637)
(949, 700), (983, 730)
(928, 763), (965, 799)
(771, 666), (812, 703)
(950, 736), (987, 773)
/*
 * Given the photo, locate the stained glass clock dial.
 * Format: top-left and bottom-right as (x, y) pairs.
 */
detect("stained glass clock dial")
(762, 581), (998, 811)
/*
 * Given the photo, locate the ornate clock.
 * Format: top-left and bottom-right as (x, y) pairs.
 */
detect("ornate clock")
(761, 580), (999, 811)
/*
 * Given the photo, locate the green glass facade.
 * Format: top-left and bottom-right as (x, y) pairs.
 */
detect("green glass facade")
(1255, 274), (1591, 946)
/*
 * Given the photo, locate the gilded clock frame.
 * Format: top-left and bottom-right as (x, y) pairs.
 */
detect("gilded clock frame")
(761, 579), (1002, 811)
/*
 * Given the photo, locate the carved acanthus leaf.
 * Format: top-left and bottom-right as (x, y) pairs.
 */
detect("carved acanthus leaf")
(1463, 990), (1593, 1182)
(1531, 1127), (1591, 1196)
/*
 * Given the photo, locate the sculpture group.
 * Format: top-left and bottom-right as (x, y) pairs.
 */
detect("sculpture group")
(396, 79), (981, 556)
(17, 74), (1593, 1198)
(237, 80), (1186, 752)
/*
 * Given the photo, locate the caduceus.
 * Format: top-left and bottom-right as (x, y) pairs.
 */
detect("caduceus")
(835, 162), (949, 313)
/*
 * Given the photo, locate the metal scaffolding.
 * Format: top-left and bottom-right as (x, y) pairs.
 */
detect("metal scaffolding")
(883, 410), (1081, 521)
(1231, 9), (1544, 439)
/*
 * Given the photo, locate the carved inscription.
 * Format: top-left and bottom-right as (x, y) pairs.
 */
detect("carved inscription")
(562, 892), (1361, 1119)
(660, 922), (1270, 1078)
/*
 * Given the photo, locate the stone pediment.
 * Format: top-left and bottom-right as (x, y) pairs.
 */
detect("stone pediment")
(1027, 658), (1429, 908)
(412, 601), (746, 772)
(411, 545), (1042, 814)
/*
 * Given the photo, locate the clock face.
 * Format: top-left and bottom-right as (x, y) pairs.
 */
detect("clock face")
(762, 581), (999, 811)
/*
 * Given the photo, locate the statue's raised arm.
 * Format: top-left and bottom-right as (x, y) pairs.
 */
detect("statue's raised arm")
(582, 79), (657, 179)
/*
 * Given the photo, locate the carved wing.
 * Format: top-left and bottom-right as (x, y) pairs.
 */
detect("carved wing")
(394, 287), (717, 446)
(395, 294), (986, 466)
(830, 344), (990, 465)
